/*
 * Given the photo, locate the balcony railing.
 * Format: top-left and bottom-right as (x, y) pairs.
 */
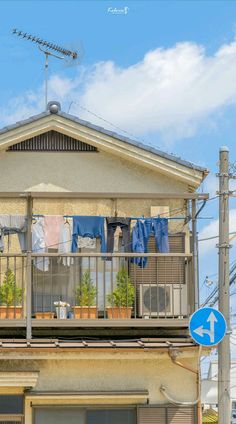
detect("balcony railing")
(0, 253), (193, 336)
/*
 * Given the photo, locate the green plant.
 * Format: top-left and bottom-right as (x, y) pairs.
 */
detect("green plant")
(0, 269), (23, 307)
(107, 267), (135, 307)
(75, 271), (96, 307)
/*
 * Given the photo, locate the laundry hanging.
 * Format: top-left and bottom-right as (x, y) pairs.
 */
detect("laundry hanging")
(0, 215), (28, 252)
(106, 217), (131, 254)
(71, 216), (106, 253)
(132, 217), (169, 268)
(32, 217), (49, 272)
(77, 236), (96, 249)
(44, 215), (64, 249)
(58, 218), (73, 266)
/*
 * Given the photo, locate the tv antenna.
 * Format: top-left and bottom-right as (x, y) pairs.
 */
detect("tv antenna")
(12, 29), (80, 109)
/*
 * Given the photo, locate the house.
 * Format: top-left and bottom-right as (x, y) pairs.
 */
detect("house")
(0, 101), (209, 424)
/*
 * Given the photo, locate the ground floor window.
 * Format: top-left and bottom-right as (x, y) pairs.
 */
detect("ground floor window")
(34, 407), (136, 424)
(0, 394), (24, 423)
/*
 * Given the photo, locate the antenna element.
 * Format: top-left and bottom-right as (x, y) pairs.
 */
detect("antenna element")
(12, 29), (79, 108)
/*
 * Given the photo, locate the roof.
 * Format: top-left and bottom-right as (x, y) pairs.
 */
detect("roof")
(202, 408), (218, 423)
(0, 102), (208, 175)
(0, 338), (198, 351)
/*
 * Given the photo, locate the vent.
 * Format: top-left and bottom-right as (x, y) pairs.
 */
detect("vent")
(7, 131), (98, 152)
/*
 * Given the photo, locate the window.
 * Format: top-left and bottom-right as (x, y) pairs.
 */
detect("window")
(87, 409), (136, 424)
(34, 407), (85, 424)
(34, 407), (136, 424)
(0, 395), (23, 423)
(0, 395), (23, 414)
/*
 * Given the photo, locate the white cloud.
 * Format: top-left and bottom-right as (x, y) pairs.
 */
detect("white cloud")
(2, 40), (236, 141)
(199, 208), (236, 254)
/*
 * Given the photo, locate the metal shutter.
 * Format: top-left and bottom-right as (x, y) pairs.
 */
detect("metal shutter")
(138, 407), (166, 423)
(138, 406), (196, 424)
(0, 419), (22, 424)
(167, 406), (195, 423)
(129, 234), (186, 285)
(0, 421), (22, 424)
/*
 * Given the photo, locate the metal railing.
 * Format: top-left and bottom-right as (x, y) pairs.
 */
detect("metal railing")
(0, 253), (193, 330)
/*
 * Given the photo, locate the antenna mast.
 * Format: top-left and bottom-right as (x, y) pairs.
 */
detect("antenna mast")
(12, 29), (78, 110)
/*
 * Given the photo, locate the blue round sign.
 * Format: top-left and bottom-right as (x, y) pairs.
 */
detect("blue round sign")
(189, 307), (226, 346)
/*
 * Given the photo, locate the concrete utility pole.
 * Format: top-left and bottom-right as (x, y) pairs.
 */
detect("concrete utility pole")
(218, 146), (231, 424)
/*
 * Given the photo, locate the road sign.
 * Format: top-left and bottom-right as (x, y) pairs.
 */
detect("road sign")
(189, 307), (226, 346)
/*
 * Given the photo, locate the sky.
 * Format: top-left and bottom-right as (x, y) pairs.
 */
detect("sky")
(1, 0), (236, 369)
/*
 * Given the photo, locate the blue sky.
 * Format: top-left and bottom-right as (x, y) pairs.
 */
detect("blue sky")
(1, 1), (236, 362)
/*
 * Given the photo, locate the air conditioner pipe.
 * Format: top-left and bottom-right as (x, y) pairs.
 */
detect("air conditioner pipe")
(159, 345), (202, 419)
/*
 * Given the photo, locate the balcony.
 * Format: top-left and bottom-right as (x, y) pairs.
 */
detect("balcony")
(0, 252), (193, 338)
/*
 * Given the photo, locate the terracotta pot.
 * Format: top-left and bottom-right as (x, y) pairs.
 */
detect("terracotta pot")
(35, 312), (55, 319)
(106, 306), (132, 319)
(73, 306), (97, 319)
(0, 306), (22, 319)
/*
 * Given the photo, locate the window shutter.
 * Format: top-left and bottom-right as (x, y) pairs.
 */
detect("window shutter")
(138, 406), (196, 424)
(129, 234), (186, 285)
(138, 407), (166, 423)
(0, 420), (22, 424)
(167, 406), (196, 423)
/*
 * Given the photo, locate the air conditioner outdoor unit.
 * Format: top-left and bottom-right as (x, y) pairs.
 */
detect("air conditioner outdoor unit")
(139, 283), (187, 318)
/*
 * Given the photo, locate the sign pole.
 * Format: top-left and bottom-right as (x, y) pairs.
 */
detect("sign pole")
(218, 146), (231, 424)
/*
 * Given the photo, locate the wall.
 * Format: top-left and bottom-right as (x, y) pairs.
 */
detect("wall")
(0, 150), (188, 193)
(0, 350), (199, 423)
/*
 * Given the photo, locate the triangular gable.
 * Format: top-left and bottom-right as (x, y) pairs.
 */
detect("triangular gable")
(0, 109), (208, 189)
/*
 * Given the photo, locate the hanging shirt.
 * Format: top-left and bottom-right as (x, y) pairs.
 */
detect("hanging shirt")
(132, 218), (169, 268)
(32, 218), (49, 272)
(106, 217), (131, 254)
(44, 215), (64, 249)
(71, 216), (106, 253)
(0, 215), (27, 252)
(58, 219), (73, 266)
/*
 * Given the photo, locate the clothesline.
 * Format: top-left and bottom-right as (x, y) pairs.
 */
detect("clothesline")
(32, 214), (187, 221)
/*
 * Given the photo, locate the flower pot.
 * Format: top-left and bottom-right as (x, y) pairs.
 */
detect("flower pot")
(55, 306), (68, 319)
(73, 306), (97, 319)
(0, 306), (22, 319)
(106, 306), (132, 319)
(35, 312), (55, 319)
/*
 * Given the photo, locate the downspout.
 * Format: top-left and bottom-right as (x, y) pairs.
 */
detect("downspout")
(160, 346), (202, 422)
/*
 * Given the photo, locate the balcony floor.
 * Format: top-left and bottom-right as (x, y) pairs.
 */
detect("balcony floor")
(0, 318), (190, 339)
(0, 318), (189, 328)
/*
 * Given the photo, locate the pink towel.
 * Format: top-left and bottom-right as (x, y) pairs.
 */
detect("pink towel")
(44, 216), (64, 248)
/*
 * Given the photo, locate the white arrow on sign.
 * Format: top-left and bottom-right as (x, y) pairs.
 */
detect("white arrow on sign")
(193, 311), (218, 343)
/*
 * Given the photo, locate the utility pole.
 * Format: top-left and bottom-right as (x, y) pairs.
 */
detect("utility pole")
(218, 146), (231, 424)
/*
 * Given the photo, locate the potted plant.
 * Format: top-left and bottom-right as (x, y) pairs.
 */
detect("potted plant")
(73, 270), (97, 319)
(106, 267), (135, 319)
(0, 269), (23, 319)
(35, 311), (55, 319)
(54, 301), (70, 319)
